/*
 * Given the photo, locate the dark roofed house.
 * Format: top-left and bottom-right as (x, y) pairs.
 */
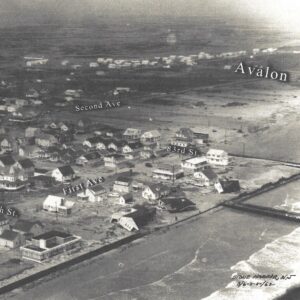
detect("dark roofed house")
(76, 151), (101, 166)
(13, 219), (44, 240)
(215, 180), (240, 194)
(0, 155), (15, 167)
(83, 136), (104, 149)
(118, 206), (156, 231)
(119, 193), (134, 205)
(158, 197), (196, 213)
(51, 165), (75, 182)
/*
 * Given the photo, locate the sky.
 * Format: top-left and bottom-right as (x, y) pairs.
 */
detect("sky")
(0, 0), (299, 32)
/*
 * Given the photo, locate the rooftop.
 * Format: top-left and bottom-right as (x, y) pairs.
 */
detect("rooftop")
(34, 230), (72, 240)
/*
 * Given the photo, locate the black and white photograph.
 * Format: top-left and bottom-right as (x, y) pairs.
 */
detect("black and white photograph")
(0, 1), (300, 299)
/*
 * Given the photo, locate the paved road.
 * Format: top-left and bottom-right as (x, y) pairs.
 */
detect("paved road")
(6, 207), (298, 300)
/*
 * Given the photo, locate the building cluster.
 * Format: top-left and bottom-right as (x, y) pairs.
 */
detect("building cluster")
(0, 216), (81, 263)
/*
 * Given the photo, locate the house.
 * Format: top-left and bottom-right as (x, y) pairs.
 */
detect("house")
(140, 150), (154, 160)
(123, 128), (142, 141)
(152, 164), (184, 181)
(117, 206), (156, 231)
(206, 149), (229, 166)
(25, 88), (40, 98)
(13, 219), (44, 240)
(20, 231), (81, 262)
(142, 183), (170, 201)
(15, 158), (35, 178)
(83, 136), (104, 149)
(113, 177), (132, 193)
(51, 166), (75, 182)
(0, 230), (24, 248)
(170, 138), (190, 148)
(119, 193), (133, 205)
(77, 119), (92, 133)
(78, 185), (106, 202)
(215, 180), (240, 194)
(191, 129), (209, 144)
(175, 128), (194, 142)
(25, 127), (41, 138)
(35, 133), (58, 148)
(0, 155), (16, 167)
(141, 130), (161, 144)
(107, 140), (126, 152)
(0, 215), (9, 234)
(104, 154), (124, 168)
(181, 157), (208, 173)
(0, 137), (13, 152)
(124, 151), (139, 160)
(158, 197), (196, 213)
(194, 168), (218, 186)
(76, 152), (101, 166)
(122, 142), (143, 153)
(58, 122), (69, 132)
(46, 146), (60, 162)
(59, 148), (78, 164)
(19, 145), (45, 158)
(43, 195), (74, 215)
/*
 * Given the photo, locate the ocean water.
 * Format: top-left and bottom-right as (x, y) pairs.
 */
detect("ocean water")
(203, 227), (300, 300)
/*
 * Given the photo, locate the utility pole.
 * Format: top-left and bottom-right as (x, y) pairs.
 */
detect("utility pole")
(172, 165), (175, 186)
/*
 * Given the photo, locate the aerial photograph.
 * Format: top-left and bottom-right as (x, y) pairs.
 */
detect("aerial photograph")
(0, 0), (299, 299)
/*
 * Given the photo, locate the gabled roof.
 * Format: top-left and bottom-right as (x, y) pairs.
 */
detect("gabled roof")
(0, 155), (15, 166)
(120, 193), (133, 201)
(0, 230), (20, 241)
(147, 183), (169, 194)
(86, 136), (103, 144)
(207, 149), (227, 156)
(13, 219), (43, 233)
(160, 197), (196, 212)
(115, 176), (132, 183)
(109, 139), (126, 147)
(82, 152), (101, 160)
(89, 185), (105, 193)
(200, 168), (218, 180)
(141, 130), (161, 138)
(176, 128), (194, 137)
(56, 165), (75, 176)
(123, 128), (141, 136)
(125, 141), (143, 149)
(18, 158), (34, 169)
(218, 180), (240, 193)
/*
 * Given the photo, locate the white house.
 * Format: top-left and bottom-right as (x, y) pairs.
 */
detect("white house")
(123, 128), (142, 141)
(206, 149), (229, 166)
(181, 157), (208, 172)
(141, 130), (161, 144)
(113, 177), (132, 193)
(43, 195), (65, 212)
(118, 216), (139, 231)
(51, 166), (75, 182)
(142, 183), (170, 201)
(43, 195), (74, 215)
(152, 164), (184, 181)
(78, 185), (106, 202)
(194, 168), (218, 186)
